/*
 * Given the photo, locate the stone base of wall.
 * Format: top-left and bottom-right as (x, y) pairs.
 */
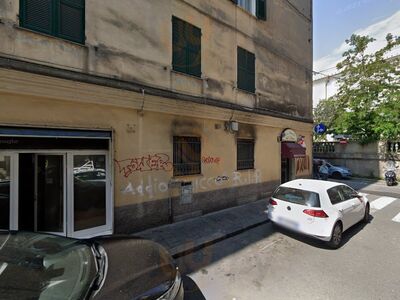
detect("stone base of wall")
(114, 180), (280, 234)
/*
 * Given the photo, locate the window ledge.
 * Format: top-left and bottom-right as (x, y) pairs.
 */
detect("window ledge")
(237, 87), (256, 96)
(171, 69), (203, 81)
(15, 25), (87, 48)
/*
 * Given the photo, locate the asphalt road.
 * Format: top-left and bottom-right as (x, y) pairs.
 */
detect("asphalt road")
(177, 186), (400, 300)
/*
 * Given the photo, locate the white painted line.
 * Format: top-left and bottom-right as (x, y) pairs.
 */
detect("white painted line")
(392, 212), (400, 223)
(370, 197), (398, 210)
(0, 263), (7, 276)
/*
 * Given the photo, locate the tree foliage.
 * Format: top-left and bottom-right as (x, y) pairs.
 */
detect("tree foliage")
(314, 33), (400, 144)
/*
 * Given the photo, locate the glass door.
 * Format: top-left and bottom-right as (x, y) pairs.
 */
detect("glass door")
(0, 153), (18, 231)
(68, 152), (112, 238)
(35, 154), (66, 235)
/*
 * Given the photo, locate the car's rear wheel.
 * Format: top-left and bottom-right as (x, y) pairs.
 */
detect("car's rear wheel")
(328, 222), (342, 249)
(363, 203), (370, 223)
(332, 172), (342, 179)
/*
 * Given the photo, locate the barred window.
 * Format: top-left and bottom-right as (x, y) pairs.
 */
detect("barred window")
(173, 136), (201, 176)
(237, 139), (255, 170)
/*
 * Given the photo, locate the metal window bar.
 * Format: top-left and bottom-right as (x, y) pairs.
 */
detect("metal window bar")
(237, 139), (254, 170)
(173, 136), (201, 176)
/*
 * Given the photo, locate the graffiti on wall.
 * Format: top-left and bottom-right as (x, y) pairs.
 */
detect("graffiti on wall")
(202, 156), (221, 164)
(115, 153), (172, 178)
(120, 170), (262, 198)
(295, 156), (310, 175)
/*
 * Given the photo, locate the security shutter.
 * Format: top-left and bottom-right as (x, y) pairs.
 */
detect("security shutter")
(58, 0), (85, 43)
(20, 0), (54, 34)
(256, 0), (267, 20)
(237, 47), (255, 93)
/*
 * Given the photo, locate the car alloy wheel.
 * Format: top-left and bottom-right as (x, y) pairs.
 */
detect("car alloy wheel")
(328, 223), (342, 249)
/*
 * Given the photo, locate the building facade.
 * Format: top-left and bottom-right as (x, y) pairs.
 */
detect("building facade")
(0, 0), (313, 237)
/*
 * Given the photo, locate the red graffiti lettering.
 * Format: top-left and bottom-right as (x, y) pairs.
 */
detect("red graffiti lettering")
(201, 156), (221, 164)
(115, 153), (173, 177)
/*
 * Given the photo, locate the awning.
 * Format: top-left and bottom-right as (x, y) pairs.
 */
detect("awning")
(281, 142), (306, 159)
(0, 126), (111, 139)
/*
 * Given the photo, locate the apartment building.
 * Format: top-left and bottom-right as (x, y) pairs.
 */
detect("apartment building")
(0, 0), (313, 236)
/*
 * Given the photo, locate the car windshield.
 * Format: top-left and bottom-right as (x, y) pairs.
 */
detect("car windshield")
(0, 231), (97, 300)
(272, 187), (321, 207)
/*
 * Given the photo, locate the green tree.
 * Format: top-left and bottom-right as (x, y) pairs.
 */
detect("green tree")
(315, 33), (400, 144)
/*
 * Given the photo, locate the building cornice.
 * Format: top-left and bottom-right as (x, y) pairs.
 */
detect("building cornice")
(0, 57), (313, 130)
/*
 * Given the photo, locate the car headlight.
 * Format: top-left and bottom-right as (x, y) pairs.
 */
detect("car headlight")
(158, 268), (182, 300)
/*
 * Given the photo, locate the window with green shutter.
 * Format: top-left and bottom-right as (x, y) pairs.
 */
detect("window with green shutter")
(172, 16), (201, 78)
(237, 47), (256, 93)
(20, 0), (85, 44)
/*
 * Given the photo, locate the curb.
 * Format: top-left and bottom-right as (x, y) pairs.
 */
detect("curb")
(172, 218), (270, 259)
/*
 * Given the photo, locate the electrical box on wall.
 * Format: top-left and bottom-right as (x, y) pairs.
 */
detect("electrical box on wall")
(225, 121), (239, 132)
(180, 182), (193, 204)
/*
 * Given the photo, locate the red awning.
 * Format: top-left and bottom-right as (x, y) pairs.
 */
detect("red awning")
(281, 142), (306, 159)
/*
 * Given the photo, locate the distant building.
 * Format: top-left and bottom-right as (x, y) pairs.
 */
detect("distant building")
(0, 0), (313, 236)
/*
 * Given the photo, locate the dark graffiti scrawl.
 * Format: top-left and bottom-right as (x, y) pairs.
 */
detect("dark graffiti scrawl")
(115, 153), (173, 178)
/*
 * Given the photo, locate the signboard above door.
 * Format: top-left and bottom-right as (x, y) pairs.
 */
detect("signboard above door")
(281, 129), (297, 142)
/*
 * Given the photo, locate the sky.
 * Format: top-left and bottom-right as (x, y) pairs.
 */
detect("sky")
(313, 0), (400, 74)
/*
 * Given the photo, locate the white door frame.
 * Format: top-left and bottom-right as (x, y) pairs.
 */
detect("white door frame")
(0, 152), (19, 230)
(1, 149), (113, 238)
(67, 150), (113, 238)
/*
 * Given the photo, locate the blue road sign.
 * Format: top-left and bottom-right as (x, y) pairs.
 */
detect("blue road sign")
(314, 123), (327, 135)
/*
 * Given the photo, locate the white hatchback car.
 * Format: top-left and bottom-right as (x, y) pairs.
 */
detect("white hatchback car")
(268, 179), (370, 248)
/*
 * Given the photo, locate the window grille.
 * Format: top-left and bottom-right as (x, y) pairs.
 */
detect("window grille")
(173, 136), (201, 176)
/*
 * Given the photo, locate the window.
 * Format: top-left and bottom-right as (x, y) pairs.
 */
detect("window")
(236, 0), (266, 20)
(237, 139), (254, 170)
(273, 187), (321, 208)
(173, 136), (201, 176)
(172, 16), (201, 77)
(327, 187), (343, 205)
(20, 0), (85, 44)
(338, 185), (357, 201)
(237, 47), (256, 93)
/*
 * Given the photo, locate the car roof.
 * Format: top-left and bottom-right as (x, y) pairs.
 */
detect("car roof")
(279, 179), (345, 194)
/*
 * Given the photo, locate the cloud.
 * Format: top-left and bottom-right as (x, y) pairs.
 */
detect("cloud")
(314, 10), (400, 75)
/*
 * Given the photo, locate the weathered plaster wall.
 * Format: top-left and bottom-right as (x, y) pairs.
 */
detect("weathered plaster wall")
(0, 68), (313, 232)
(0, 0), (312, 120)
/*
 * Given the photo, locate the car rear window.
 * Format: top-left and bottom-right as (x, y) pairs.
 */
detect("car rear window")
(272, 187), (321, 207)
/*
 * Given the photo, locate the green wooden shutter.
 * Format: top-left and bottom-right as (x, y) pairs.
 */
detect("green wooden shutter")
(237, 47), (247, 91)
(256, 0), (267, 20)
(20, 0), (54, 35)
(187, 24), (201, 77)
(247, 51), (255, 93)
(237, 47), (255, 93)
(172, 17), (187, 73)
(58, 0), (85, 43)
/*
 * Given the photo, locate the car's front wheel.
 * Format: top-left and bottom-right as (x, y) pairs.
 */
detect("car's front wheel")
(328, 222), (342, 249)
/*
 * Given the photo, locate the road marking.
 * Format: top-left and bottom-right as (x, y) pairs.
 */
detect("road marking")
(392, 213), (400, 223)
(370, 197), (398, 210)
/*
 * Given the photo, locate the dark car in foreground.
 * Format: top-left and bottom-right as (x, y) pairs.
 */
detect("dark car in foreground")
(0, 231), (183, 300)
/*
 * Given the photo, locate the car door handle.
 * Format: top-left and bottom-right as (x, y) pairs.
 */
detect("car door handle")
(339, 208), (344, 212)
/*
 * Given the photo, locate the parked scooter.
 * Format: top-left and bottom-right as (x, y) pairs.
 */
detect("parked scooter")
(384, 161), (398, 186)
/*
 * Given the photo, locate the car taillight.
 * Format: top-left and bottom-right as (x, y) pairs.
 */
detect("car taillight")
(269, 199), (278, 206)
(303, 209), (329, 218)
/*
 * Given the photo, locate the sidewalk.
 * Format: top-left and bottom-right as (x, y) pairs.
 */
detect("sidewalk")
(136, 199), (269, 258)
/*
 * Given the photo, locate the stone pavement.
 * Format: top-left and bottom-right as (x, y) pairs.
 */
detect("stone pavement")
(136, 199), (269, 258)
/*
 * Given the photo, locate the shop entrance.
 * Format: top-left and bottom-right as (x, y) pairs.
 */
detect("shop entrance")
(19, 154), (65, 235)
(0, 126), (113, 238)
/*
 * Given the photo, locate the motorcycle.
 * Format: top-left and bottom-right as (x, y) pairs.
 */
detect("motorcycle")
(384, 161), (398, 186)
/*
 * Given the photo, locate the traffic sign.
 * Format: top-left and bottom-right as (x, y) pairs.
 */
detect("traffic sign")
(314, 123), (327, 135)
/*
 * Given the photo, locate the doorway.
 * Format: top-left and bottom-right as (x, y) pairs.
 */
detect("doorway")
(18, 154), (66, 235)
